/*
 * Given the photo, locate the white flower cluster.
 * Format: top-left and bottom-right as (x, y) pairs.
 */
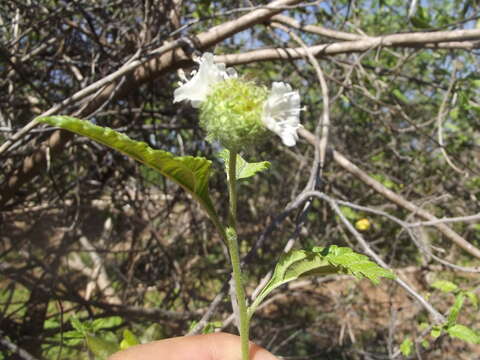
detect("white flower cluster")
(174, 53), (302, 147)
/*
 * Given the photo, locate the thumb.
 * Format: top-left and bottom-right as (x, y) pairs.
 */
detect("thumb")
(109, 332), (278, 360)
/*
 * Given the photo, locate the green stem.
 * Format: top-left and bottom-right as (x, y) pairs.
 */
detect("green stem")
(227, 150), (238, 229)
(226, 150), (250, 360)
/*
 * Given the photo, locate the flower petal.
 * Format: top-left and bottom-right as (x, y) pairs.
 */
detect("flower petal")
(173, 53), (236, 108)
(262, 82), (302, 146)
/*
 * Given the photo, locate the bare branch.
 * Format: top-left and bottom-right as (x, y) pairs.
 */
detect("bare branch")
(272, 14), (364, 41)
(0, 330), (40, 360)
(220, 28), (480, 65)
(299, 127), (480, 259)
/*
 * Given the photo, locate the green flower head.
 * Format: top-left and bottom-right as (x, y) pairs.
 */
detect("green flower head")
(174, 53), (302, 151)
(200, 78), (269, 151)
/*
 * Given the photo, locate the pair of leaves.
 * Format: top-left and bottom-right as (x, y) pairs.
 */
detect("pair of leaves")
(430, 280), (480, 345)
(403, 322), (480, 356)
(70, 316), (140, 358)
(401, 280), (480, 355)
(248, 245), (395, 318)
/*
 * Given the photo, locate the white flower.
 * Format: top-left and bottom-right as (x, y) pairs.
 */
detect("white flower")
(173, 53), (237, 108)
(173, 54), (302, 148)
(262, 82), (302, 147)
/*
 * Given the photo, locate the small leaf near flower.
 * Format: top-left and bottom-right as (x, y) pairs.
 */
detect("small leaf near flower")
(218, 149), (270, 180)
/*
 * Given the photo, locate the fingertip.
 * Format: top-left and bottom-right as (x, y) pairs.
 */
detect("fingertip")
(249, 342), (280, 360)
(207, 332), (279, 360)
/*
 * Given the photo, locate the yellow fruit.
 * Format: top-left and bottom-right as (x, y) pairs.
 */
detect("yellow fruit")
(355, 218), (371, 231)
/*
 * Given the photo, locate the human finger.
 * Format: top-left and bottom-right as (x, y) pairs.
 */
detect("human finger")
(108, 332), (279, 360)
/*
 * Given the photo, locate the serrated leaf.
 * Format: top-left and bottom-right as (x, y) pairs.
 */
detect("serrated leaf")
(447, 324), (480, 344)
(314, 246), (395, 285)
(448, 292), (465, 327)
(37, 116), (218, 222)
(248, 246), (394, 318)
(120, 329), (140, 350)
(465, 291), (478, 310)
(248, 249), (331, 317)
(400, 337), (413, 356)
(85, 334), (119, 360)
(431, 280), (458, 293)
(218, 149), (270, 180)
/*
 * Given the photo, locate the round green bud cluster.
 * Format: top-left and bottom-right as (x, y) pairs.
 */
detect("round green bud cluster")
(199, 78), (269, 151)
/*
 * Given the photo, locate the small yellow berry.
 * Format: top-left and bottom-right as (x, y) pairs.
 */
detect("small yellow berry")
(355, 218), (371, 231)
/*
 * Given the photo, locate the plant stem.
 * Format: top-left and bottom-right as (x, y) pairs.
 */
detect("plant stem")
(226, 150), (250, 360)
(227, 150), (238, 230)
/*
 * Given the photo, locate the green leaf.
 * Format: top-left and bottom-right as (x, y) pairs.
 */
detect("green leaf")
(339, 206), (359, 221)
(418, 322), (429, 331)
(392, 89), (409, 104)
(248, 246), (394, 318)
(70, 316), (86, 334)
(203, 321), (222, 334)
(448, 292), (465, 327)
(430, 326), (442, 338)
(62, 330), (83, 338)
(44, 318), (60, 329)
(62, 330), (84, 346)
(465, 291), (478, 310)
(370, 173), (398, 190)
(85, 334), (119, 360)
(37, 116), (218, 223)
(447, 324), (480, 344)
(400, 337), (413, 356)
(140, 323), (165, 343)
(431, 280), (458, 293)
(449, 107), (459, 120)
(120, 329), (140, 350)
(218, 149), (270, 180)
(409, 6), (431, 29)
(92, 316), (123, 332)
(319, 246), (395, 284)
